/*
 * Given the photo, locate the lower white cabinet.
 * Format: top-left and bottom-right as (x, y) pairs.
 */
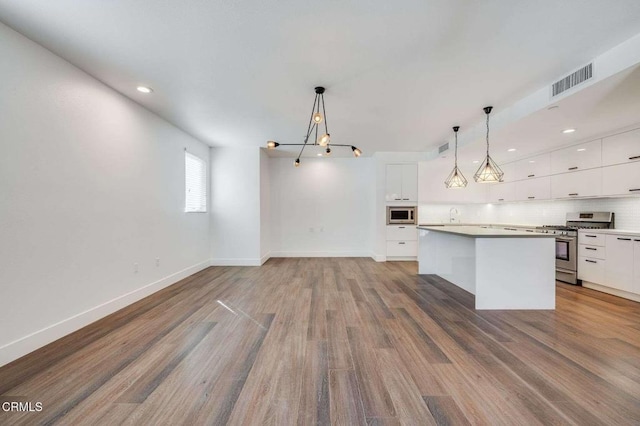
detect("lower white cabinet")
(635, 240), (640, 294)
(551, 168), (602, 199)
(602, 162), (640, 196)
(578, 230), (640, 300)
(604, 235), (635, 292)
(386, 225), (417, 258)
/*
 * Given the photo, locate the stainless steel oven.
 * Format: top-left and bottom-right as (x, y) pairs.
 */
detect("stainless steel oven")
(387, 206), (416, 225)
(555, 235), (578, 284)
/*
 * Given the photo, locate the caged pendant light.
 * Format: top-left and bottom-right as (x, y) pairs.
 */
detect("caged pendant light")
(444, 126), (468, 188)
(266, 87), (362, 166)
(474, 106), (504, 183)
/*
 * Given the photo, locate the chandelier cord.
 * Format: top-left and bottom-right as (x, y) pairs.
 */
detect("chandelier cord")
(454, 130), (458, 167)
(321, 94), (329, 139)
(486, 112), (490, 158)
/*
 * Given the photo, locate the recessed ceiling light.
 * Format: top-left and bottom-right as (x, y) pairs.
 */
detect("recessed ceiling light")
(136, 86), (153, 93)
(507, 148), (516, 152)
(316, 153), (322, 157)
(562, 128), (576, 134)
(529, 160), (536, 163)
(472, 160), (479, 164)
(577, 148), (586, 152)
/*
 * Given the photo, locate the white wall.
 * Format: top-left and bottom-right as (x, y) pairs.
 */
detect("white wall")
(210, 146), (261, 265)
(260, 149), (271, 261)
(419, 197), (640, 230)
(268, 157), (374, 257)
(0, 23), (211, 366)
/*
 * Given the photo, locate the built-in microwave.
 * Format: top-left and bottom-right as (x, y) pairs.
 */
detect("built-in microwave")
(387, 206), (416, 225)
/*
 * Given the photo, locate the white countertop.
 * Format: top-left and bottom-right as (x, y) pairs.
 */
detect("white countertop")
(417, 225), (555, 238)
(579, 229), (640, 237)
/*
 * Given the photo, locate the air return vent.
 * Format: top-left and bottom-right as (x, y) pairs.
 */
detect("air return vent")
(438, 142), (449, 154)
(551, 63), (593, 97)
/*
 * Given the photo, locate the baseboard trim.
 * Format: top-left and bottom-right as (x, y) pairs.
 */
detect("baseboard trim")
(210, 258), (262, 266)
(0, 259), (212, 368)
(260, 253), (271, 265)
(373, 254), (387, 262)
(269, 251), (373, 258)
(582, 281), (640, 303)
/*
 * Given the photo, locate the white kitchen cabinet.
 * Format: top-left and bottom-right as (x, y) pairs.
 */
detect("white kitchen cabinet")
(512, 153), (551, 181)
(578, 256), (605, 284)
(602, 162), (640, 196)
(386, 164), (417, 202)
(580, 231), (606, 246)
(550, 168), (601, 199)
(487, 182), (516, 203)
(578, 244), (605, 259)
(495, 162), (515, 183)
(634, 240), (640, 294)
(514, 176), (551, 201)
(386, 225), (418, 241)
(604, 235), (635, 293)
(386, 240), (417, 257)
(550, 139), (602, 174)
(602, 128), (640, 166)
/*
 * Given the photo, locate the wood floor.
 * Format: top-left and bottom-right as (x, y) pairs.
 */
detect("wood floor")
(2, 258), (640, 425)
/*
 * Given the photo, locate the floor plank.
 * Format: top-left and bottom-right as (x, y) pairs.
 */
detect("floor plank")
(1, 258), (640, 425)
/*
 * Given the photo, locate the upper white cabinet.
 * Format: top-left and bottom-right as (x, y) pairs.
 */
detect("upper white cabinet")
(511, 153), (551, 181)
(602, 162), (640, 196)
(514, 176), (551, 201)
(550, 168), (602, 199)
(550, 139), (602, 174)
(602, 128), (640, 166)
(386, 164), (417, 202)
(487, 182), (516, 203)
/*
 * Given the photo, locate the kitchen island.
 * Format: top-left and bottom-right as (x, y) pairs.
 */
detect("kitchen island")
(418, 225), (556, 309)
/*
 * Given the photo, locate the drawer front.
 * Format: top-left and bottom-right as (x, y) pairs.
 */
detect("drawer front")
(579, 244), (605, 260)
(579, 232), (605, 247)
(578, 256), (605, 284)
(386, 225), (418, 241)
(386, 240), (417, 257)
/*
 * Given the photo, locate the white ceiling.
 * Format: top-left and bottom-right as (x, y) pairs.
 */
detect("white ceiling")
(1, 1), (640, 157)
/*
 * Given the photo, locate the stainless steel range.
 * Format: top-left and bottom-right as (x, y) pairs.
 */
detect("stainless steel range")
(537, 212), (614, 285)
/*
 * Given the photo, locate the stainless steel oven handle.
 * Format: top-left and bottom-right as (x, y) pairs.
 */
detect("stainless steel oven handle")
(556, 237), (575, 242)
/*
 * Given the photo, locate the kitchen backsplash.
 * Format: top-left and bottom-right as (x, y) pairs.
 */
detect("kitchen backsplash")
(419, 197), (640, 230)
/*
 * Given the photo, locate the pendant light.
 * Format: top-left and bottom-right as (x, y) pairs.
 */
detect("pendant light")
(265, 86), (362, 166)
(474, 106), (504, 183)
(444, 126), (468, 188)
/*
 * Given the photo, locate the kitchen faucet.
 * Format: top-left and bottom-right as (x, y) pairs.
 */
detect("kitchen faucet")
(449, 207), (459, 223)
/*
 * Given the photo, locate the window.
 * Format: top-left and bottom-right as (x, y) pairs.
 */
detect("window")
(185, 151), (207, 213)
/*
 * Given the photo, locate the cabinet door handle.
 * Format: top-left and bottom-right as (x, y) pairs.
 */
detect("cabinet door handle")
(585, 247), (597, 250)
(498, 198), (504, 201)
(585, 259), (597, 263)
(528, 196), (535, 199)
(398, 242), (406, 245)
(617, 237), (632, 241)
(528, 174), (535, 178)
(629, 155), (640, 160)
(585, 235), (597, 238)
(568, 166), (578, 170)
(568, 193), (578, 196)
(399, 226), (405, 229)
(402, 198), (410, 200)
(394, 198), (402, 200)
(635, 239), (640, 242)
(629, 189), (640, 192)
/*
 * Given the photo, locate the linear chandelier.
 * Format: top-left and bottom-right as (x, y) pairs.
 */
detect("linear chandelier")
(474, 106), (504, 183)
(266, 86), (362, 167)
(444, 125), (468, 188)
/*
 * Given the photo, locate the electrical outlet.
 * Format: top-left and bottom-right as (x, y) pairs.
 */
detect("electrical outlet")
(156, 258), (160, 267)
(134, 263), (139, 273)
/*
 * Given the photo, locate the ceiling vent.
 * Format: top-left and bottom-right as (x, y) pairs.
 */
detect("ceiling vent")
(551, 62), (593, 97)
(438, 142), (449, 154)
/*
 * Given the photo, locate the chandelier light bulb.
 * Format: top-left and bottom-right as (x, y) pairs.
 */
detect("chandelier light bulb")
(351, 146), (362, 157)
(325, 147), (331, 156)
(318, 133), (330, 146)
(294, 158), (301, 167)
(312, 112), (323, 124)
(266, 140), (279, 149)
